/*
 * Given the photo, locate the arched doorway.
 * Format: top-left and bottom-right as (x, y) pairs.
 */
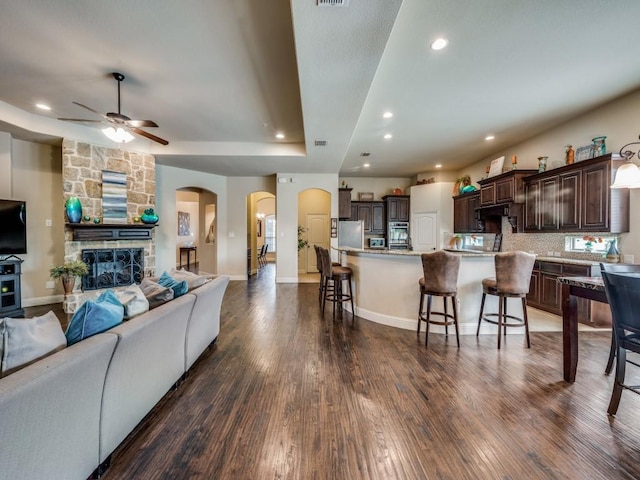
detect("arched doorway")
(247, 191), (276, 276)
(175, 187), (217, 274)
(298, 189), (331, 280)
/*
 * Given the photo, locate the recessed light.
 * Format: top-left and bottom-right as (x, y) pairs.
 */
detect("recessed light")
(36, 103), (51, 111)
(430, 38), (448, 51)
(383, 111), (393, 119)
(435, 164), (442, 169)
(384, 133), (392, 139)
(275, 132), (285, 139)
(363, 163), (370, 168)
(485, 135), (495, 141)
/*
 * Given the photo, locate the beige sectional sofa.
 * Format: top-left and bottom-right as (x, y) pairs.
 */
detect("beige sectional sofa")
(0, 275), (230, 480)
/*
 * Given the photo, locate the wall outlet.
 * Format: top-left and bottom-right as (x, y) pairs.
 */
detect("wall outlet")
(623, 254), (635, 264)
(547, 251), (554, 257)
(554, 252), (562, 257)
(46, 281), (55, 289)
(45, 219), (52, 227)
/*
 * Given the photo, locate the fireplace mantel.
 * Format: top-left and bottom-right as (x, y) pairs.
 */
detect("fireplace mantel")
(66, 223), (156, 241)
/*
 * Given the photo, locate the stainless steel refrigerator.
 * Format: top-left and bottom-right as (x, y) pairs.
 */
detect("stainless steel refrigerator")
(338, 221), (364, 249)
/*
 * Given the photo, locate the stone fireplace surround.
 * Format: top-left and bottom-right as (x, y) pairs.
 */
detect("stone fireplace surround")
(62, 139), (157, 313)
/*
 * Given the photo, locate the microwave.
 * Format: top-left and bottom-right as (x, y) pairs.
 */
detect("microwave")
(368, 238), (386, 249)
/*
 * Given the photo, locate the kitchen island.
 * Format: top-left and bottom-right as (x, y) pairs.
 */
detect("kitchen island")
(335, 247), (521, 334)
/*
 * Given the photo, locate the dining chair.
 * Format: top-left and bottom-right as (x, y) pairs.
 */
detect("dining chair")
(600, 271), (640, 415)
(600, 263), (640, 375)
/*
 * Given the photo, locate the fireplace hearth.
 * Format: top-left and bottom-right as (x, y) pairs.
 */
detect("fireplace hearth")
(82, 248), (144, 291)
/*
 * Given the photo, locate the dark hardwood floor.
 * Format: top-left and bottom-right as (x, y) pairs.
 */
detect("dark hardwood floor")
(30, 265), (640, 479)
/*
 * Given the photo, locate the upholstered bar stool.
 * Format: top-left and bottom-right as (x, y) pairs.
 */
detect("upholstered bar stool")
(319, 246), (355, 322)
(476, 251), (536, 349)
(417, 250), (461, 346)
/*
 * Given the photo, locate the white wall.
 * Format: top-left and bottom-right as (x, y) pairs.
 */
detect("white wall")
(0, 132), (11, 197)
(276, 173), (339, 282)
(156, 165), (229, 276)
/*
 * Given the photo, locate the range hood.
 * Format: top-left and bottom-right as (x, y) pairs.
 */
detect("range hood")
(476, 203), (522, 233)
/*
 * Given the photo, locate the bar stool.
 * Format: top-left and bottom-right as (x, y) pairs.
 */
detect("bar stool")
(417, 250), (461, 346)
(476, 251), (536, 349)
(319, 246), (355, 322)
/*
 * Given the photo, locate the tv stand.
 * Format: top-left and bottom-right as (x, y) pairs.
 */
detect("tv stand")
(0, 258), (24, 317)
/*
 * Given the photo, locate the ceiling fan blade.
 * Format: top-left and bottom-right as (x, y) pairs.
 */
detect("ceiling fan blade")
(57, 118), (103, 123)
(131, 127), (169, 146)
(126, 119), (159, 128)
(72, 101), (110, 119)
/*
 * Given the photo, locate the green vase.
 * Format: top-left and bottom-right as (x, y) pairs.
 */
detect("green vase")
(141, 208), (159, 224)
(65, 196), (82, 223)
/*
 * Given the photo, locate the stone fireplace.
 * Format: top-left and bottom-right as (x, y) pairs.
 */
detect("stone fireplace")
(62, 139), (157, 313)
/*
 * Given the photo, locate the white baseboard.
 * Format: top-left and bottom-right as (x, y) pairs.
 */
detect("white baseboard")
(276, 277), (299, 283)
(23, 295), (64, 307)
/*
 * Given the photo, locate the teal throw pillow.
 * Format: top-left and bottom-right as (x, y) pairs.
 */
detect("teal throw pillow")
(158, 271), (188, 298)
(65, 290), (124, 346)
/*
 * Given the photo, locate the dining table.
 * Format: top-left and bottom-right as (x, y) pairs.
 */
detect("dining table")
(558, 276), (608, 383)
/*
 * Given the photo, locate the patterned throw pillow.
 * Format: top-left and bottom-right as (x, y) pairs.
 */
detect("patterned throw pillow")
(158, 271), (188, 298)
(65, 290), (124, 346)
(0, 311), (67, 377)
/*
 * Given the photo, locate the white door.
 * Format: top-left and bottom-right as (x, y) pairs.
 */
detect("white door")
(412, 212), (438, 251)
(306, 214), (329, 273)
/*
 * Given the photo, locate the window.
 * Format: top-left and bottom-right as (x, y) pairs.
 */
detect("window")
(265, 215), (276, 252)
(565, 235), (617, 253)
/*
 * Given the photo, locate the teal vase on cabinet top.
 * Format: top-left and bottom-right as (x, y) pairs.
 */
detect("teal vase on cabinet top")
(141, 208), (159, 225)
(65, 196), (82, 223)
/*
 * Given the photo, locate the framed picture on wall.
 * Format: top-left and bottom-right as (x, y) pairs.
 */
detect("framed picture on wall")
(178, 211), (190, 236)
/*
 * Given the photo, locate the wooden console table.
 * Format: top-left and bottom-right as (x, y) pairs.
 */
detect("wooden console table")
(179, 246), (197, 270)
(558, 276), (608, 383)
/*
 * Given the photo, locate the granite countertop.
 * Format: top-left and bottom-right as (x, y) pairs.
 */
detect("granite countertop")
(335, 246), (496, 257)
(557, 276), (604, 289)
(535, 256), (601, 266)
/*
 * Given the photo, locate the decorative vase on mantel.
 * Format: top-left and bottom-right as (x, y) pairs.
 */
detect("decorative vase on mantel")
(140, 208), (159, 225)
(65, 196), (82, 224)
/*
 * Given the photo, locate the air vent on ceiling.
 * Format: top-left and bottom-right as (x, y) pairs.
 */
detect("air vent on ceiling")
(360, 152), (370, 157)
(314, 140), (328, 146)
(317, 0), (349, 7)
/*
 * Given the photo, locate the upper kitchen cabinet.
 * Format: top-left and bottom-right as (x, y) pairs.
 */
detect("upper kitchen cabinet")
(523, 154), (629, 233)
(383, 195), (410, 223)
(453, 191), (482, 233)
(478, 170), (538, 206)
(338, 188), (352, 219)
(351, 201), (385, 234)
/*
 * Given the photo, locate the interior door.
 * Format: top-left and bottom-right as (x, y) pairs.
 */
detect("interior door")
(306, 213), (329, 273)
(411, 212), (438, 251)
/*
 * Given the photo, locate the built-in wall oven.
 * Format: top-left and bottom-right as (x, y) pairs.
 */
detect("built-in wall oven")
(388, 222), (410, 249)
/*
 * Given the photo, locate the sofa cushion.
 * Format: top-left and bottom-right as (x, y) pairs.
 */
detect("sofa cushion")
(114, 284), (149, 319)
(0, 311), (67, 377)
(158, 271), (188, 298)
(169, 268), (210, 291)
(65, 290), (124, 346)
(139, 278), (175, 309)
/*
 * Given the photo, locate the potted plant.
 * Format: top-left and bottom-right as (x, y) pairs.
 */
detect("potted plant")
(298, 226), (308, 252)
(49, 259), (89, 294)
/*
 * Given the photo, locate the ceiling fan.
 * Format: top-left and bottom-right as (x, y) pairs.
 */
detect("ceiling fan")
(58, 72), (169, 146)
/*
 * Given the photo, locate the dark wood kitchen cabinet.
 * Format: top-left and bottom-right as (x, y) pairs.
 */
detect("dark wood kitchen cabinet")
(338, 188), (352, 219)
(478, 170), (537, 206)
(351, 201), (385, 234)
(453, 191), (481, 233)
(383, 195), (410, 223)
(523, 154), (629, 233)
(527, 260), (598, 324)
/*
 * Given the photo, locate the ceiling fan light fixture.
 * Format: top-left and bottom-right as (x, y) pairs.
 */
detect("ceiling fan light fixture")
(103, 127), (135, 143)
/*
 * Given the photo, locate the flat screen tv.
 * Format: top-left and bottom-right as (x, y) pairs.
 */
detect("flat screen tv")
(0, 199), (27, 255)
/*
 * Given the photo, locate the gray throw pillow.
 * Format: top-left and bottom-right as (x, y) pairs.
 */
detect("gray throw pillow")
(169, 268), (209, 291)
(140, 278), (175, 309)
(0, 311), (67, 377)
